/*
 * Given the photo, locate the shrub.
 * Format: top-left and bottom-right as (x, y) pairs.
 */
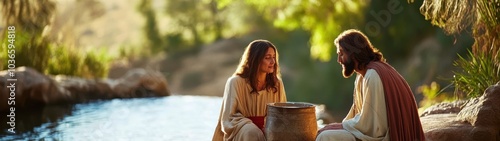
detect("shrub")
(1, 32), (112, 78)
(453, 49), (500, 98)
(418, 81), (455, 111)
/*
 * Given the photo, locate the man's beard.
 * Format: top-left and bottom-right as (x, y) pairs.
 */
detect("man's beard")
(342, 58), (355, 78)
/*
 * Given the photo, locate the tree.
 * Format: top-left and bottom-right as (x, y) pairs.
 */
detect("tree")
(416, 0), (499, 55)
(0, 0), (56, 72)
(136, 0), (240, 55)
(218, 0), (368, 61)
(137, 0), (164, 53)
(1, 0), (111, 78)
(413, 0), (500, 97)
(1, 0), (55, 34)
(164, 0), (224, 50)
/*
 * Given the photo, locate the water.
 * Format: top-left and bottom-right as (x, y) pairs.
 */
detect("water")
(0, 95), (222, 141)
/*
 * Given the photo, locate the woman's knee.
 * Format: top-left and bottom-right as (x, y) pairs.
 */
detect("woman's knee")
(237, 123), (265, 140)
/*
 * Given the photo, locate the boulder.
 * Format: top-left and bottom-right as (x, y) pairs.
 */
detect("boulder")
(54, 68), (171, 101)
(420, 82), (500, 141)
(54, 76), (114, 102)
(420, 100), (466, 117)
(0, 67), (70, 111)
(0, 67), (170, 111)
(420, 114), (474, 141)
(111, 68), (170, 97)
(456, 82), (500, 140)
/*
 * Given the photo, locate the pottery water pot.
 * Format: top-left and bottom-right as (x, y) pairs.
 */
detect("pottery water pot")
(265, 102), (317, 141)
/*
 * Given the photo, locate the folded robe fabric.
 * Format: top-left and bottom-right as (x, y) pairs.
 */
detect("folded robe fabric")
(367, 61), (425, 141)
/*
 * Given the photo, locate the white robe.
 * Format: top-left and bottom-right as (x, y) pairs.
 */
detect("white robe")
(212, 75), (287, 141)
(317, 69), (389, 141)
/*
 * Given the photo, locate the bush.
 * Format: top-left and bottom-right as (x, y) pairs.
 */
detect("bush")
(46, 46), (112, 78)
(80, 49), (111, 78)
(453, 49), (500, 98)
(47, 46), (82, 76)
(0, 32), (50, 72)
(1, 32), (112, 78)
(418, 81), (455, 111)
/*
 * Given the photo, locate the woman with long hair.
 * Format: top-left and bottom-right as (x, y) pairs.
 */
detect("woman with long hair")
(212, 39), (287, 141)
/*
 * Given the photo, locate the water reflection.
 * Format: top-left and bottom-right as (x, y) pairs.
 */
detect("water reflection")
(0, 95), (222, 140)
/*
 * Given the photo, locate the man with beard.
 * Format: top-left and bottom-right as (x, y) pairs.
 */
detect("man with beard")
(315, 29), (425, 141)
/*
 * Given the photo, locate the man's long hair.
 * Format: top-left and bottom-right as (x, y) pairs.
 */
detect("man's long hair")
(335, 29), (385, 70)
(235, 39), (281, 94)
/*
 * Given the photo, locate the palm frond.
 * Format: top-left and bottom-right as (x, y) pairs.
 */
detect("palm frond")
(419, 0), (476, 34)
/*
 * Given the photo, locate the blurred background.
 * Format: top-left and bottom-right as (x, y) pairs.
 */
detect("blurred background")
(1, 0), (497, 140)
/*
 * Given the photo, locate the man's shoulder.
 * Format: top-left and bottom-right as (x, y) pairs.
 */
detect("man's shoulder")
(365, 69), (381, 80)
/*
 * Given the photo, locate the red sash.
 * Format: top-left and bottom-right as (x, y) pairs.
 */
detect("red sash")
(247, 116), (265, 130)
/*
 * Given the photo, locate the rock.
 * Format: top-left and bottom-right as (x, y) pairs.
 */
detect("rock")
(111, 68), (170, 97)
(420, 100), (466, 117)
(420, 82), (500, 141)
(55, 68), (171, 101)
(0, 67), (170, 111)
(456, 81), (500, 140)
(0, 67), (70, 111)
(420, 114), (474, 141)
(54, 76), (114, 102)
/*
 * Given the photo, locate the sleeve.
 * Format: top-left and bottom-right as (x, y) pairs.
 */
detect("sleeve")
(342, 70), (389, 141)
(344, 75), (362, 121)
(213, 77), (252, 141)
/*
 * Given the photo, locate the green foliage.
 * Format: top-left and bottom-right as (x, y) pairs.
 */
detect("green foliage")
(229, 0), (368, 61)
(45, 45), (112, 78)
(0, 31), (111, 78)
(138, 0), (251, 55)
(476, 0), (499, 29)
(222, 0), (436, 62)
(419, 0), (498, 35)
(419, 0), (499, 74)
(47, 46), (82, 76)
(0, 0), (113, 78)
(164, 0), (213, 47)
(417, 0), (500, 101)
(0, 0), (56, 72)
(137, 0), (164, 54)
(453, 50), (500, 98)
(118, 45), (143, 60)
(417, 81), (455, 110)
(0, 0), (56, 35)
(81, 49), (111, 78)
(419, 0), (476, 35)
(365, 0), (435, 60)
(0, 31), (51, 73)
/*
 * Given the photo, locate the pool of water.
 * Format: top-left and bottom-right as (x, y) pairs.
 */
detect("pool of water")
(0, 95), (222, 141)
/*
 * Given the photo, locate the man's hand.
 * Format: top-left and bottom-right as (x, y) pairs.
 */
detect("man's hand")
(317, 122), (343, 135)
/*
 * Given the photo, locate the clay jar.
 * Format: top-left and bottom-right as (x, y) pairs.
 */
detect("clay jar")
(265, 102), (317, 141)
